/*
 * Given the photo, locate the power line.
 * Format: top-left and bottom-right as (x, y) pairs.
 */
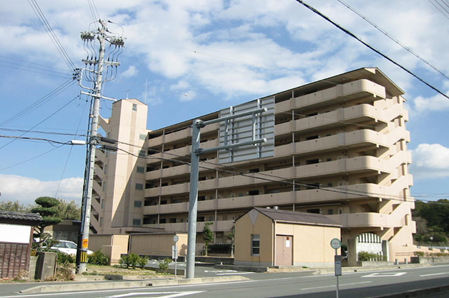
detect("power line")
(0, 79), (76, 128)
(87, 0), (101, 23)
(429, 0), (449, 20)
(54, 99), (89, 199)
(0, 144), (65, 171)
(337, 0), (449, 82)
(28, 0), (77, 70)
(0, 57), (72, 78)
(0, 128), (87, 137)
(0, 94), (80, 150)
(296, 0), (449, 101)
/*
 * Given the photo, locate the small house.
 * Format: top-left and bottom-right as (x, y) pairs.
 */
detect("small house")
(235, 207), (341, 268)
(0, 211), (42, 279)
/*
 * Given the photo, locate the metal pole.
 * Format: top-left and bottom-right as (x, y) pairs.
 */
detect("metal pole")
(335, 248), (340, 298)
(77, 20), (107, 274)
(186, 119), (203, 279)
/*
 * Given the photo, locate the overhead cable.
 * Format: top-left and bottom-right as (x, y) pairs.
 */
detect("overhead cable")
(338, 0), (449, 82)
(28, 0), (77, 70)
(296, 0), (449, 101)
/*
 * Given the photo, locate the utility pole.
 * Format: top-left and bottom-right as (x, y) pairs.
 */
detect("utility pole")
(186, 108), (267, 278)
(76, 20), (124, 274)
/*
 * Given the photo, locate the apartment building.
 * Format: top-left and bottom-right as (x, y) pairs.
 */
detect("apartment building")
(93, 67), (416, 259)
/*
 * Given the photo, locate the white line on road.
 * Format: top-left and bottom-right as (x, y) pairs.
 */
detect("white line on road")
(106, 291), (205, 298)
(420, 272), (449, 277)
(362, 272), (406, 278)
(301, 281), (372, 291)
(216, 272), (255, 275)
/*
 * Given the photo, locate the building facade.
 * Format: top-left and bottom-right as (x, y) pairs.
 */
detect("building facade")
(93, 67), (416, 259)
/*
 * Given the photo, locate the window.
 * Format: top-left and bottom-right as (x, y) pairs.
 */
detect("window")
(132, 104), (137, 111)
(102, 182), (107, 191)
(252, 234), (260, 255)
(306, 159), (319, 165)
(139, 134), (147, 140)
(133, 219), (141, 226)
(139, 150), (146, 157)
(134, 201), (142, 208)
(306, 135), (319, 140)
(135, 183), (144, 190)
(104, 165), (108, 175)
(137, 166), (145, 173)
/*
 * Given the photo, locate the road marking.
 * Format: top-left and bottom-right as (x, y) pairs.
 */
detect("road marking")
(362, 272), (406, 278)
(106, 291), (204, 298)
(420, 272), (449, 277)
(301, 281), (371, 291)
(216, 272), (255, 275)
(204, 270), (237, 273)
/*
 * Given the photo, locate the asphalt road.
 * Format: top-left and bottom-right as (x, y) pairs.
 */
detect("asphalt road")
(1, 264), (449, 298)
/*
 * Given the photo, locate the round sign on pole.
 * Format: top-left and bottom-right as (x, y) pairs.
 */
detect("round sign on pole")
(330, 238), (341, 250)
(173, 235), (179, 243)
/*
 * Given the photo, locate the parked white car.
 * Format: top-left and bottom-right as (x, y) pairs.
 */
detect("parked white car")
(50, 240), (93, 255)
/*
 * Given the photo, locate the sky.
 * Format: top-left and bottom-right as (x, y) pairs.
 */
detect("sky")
(0, 0), (448, 206)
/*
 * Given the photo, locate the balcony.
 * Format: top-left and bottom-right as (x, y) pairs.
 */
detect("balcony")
(144, 183), (190, 197)
(274, 129), (388, 157)
(276, 104), (400, 136)
(142, 220), (234, 233)
(277, 79), (386, 114)
(327, 212), (401, 228)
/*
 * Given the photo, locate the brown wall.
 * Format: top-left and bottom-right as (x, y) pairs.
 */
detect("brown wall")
(89, 234), (129, 265)
(129, 233), (188, 258)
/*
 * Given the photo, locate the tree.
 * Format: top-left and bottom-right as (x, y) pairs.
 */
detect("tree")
(55, 199), (81, 219)
(203, 222), (214, 256)
(0, 200), (32, 212)
(31, 196), (62, 241)
(412, 199), (449, 244)
(225, 225), (235, 257)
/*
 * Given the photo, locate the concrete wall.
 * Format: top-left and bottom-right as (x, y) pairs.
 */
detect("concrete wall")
(89, 234), (129, 265)
(129, 233), (188, 258)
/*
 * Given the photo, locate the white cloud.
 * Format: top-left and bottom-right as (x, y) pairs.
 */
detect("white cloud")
(412, 94), (449, 113)
(0, 174), (83, 206)
(121, 65), (138, 79)
(411, 144), (449, 180)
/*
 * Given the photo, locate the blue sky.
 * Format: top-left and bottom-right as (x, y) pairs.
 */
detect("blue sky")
(1, 0), (448, 205)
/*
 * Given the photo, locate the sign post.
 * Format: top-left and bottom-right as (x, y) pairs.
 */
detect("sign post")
(173, 235), (179, 278)
(330, 238), (342, 298)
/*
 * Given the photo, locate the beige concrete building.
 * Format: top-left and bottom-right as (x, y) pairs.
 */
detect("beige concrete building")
(234, 207), (341, 267)
(92, 67), (416, 260)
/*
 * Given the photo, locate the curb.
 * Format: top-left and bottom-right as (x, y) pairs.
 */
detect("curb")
(19, 275), (250, 294)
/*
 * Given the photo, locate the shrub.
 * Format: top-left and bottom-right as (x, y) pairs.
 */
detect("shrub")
(137, 255), (149, 269)
(56, 251), (75, 266)
(158, 258), (172, 273)
(357, 251), (386, 261)
(414, 251), (425, 257)
(119, 253), (140, 269)
(88, 250), (110, 266)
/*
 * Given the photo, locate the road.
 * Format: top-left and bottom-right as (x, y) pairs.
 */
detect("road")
(1, 265), (449, 297)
